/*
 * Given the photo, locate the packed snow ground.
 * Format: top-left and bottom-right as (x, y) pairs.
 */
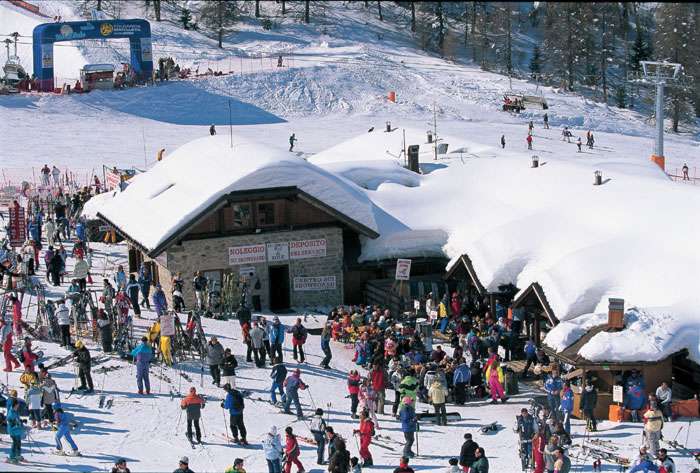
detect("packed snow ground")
(3, 242), (699, 473)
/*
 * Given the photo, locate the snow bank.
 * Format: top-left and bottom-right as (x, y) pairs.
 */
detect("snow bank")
(96, 134), (379, 252)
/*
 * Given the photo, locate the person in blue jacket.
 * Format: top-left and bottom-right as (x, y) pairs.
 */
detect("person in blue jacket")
(152, 284), (167, 317)
(75, 220), (86, 243)
(6, 398), (25, 463)
(222, 383), (248, 445)
(452, 360), (471, 405)
(628, 456), (659, 473)
(137, 264), (152, 310)
(399, 396), (418, 458)
(54, 404), (80, 456)
(267, 316), (285, 362)
(130, 337), (153, 395)
(559, 381), (574, 434)
(320, 322), (332, 369)
(625, 383), (647, 422)
(544, 368), (564, 419)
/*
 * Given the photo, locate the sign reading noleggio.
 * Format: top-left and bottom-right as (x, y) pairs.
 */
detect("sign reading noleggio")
(229, 244), (266, 265)
(290, 238), (327, 259)
(293, 276), (336, 291)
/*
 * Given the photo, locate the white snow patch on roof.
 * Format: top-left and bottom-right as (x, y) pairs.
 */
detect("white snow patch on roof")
(96, 135), (378, 251)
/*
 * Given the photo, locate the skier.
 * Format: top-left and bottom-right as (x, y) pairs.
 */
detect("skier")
(528, 120), (534, 134)
(320, 322), (333, 369)
(284, 426), (304, 473)
(21, 337), (39, 370)
(222, 383), (248, 445)
(250, 321), (266, 368)
(656, 449), (675, 473)
(44, 218), (56, 247)
(399, 369), (419, 408)
(581, 381), (598, 431)
(220, 348), (238, 389)
(56, 300), (71, 347)
(428, 377), (448, 425)
(543, 113), (549, 129)
(74, 340), (94, 393)
(642, 401), (664, 457)
(52, 165), (61, 186)
(137, 263), (152, 310)
(152, 284), (167, 317)
(262, 425), (284, 473)
(486, 359), (507, 404)
(399, 396), (418, 458)
(130, 337), (153, 395)
(532, 429), (546, 473)
(48, 248), (63, 286)
(552, 447), (571, 473)
(576, 137), (582, 152)
(225, 458), (246, 473)
(282, 368), (307, 419)
(453, 359), (470, 405)
(270, 357), (287, 405)
(309, 407), (327, 465)
(655, 382), (672, 422)
(394, 457), (415, 473)
(111, 458), (131, 473)
(587, 131), (595, 149)
(359, 378), (379, 429)
(193, 272), (207, 311)
(268, 316), (285, 362)
(559, 382), (574, 433)
(526, 134), (533, 150)
(206, 336), (224, 387)
(6, 398), (25, 463)
(286, 318), (306, 363)
(54, 404), (81, 456)
(471, 448), (489, 473)
(1, 317), (20, 372)
(40, 164), (51, 187)
(328, 437), (351, 473)
(500, 135), (506, 149)
(347, 370), (361, 419)
(289, 133), (297, 152)
(174, 456), (195, 473)
(126, 274), (142, 318)
(562, 127), (571, 143)
(355, 411), (375, 467)
(210, 124), (216, 136)
(114, 265), (127, 291)
(682, 164), (690, 181)
(180, 387), (206, 444)
(544, 368), (563, 417)
(515, 408), (538, 470)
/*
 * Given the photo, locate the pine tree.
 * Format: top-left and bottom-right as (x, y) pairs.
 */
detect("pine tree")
(654, 3), (698, 131)
(200, 0), (237, 48)
(529, 45), (541, 76)
(180, 8), (192, 30)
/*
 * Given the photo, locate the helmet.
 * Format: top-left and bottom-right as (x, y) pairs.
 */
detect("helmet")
(75, 340), (84, 349)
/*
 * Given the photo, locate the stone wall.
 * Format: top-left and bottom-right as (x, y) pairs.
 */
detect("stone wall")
(160, 226), (345, 310)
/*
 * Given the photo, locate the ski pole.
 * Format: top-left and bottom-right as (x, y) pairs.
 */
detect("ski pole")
(175, 406), (183, 435)
(415, 422), (419, 456)
(307, 387), (317, 409)
(222, 407), (230, 442)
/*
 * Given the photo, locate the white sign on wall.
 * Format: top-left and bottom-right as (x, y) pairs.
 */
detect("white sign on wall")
(228, 244), (266, 265)
(395, 258), (412, 281)
(612, 385), (624, 403)
(290, 239), (327, 260)
(293, 276), (336, 291)
(239, 266), (256, 279)
(160, 313), (175, 337)
(267, 242), (290, 262)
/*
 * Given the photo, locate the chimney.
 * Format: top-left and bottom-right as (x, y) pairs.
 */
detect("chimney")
(607, 298), (625, 330)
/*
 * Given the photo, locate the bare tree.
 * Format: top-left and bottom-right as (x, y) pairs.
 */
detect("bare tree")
(377, 1), (383, 21)
(305, 0), (310, 24)
(411, 2), (416, 32)
(255, 0), (260, 18)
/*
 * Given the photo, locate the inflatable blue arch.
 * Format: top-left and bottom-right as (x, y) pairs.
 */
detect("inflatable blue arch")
(32, 19), (153, 91)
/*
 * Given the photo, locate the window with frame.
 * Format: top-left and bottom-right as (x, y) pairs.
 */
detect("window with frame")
(256, 202), (277, 226)
(223, 203), (252, 230)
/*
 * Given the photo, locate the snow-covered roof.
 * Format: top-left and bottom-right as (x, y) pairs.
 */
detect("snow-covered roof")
(311, 129), (700, 364)
(96, 135), (379, 253)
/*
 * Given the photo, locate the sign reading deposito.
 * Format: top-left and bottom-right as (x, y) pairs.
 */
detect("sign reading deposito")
(228, 244), (266, 265)
(293, 276), (336, 291)
(290, 238), (327, 259)
(160, 313), (175, 336)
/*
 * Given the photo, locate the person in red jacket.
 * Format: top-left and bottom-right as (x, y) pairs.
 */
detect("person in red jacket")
(369, 361), (388, 415)
(11, 295), (22, 339)
(283, 426), (304, 473)
(526, 134), (533, 150)
(21, 338), (38, 370)
(354, 411), (375, 467)
(348, 370), (361, 419)
(2, 318), (20, 372)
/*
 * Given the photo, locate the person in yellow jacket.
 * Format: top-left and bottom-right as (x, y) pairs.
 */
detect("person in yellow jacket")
(486, 360), (507, 404)
(160, 335), (173, 366)
(146, 320), (160, 358)
(428, 379), (448, 425)
(436, 299), (449, 332)
(224, 458), (246, 473)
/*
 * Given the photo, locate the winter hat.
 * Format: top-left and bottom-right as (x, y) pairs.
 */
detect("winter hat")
(315, 408), (324, 416)
(402, 396), (413, 405)
(189, 387), (197, 394)
(179, 456), (189, 465)
(234, 458), (244, 466)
